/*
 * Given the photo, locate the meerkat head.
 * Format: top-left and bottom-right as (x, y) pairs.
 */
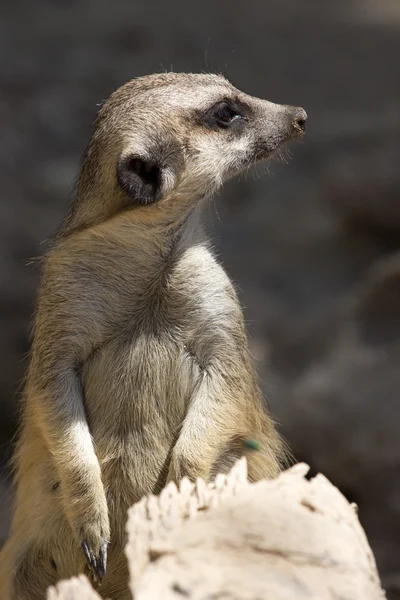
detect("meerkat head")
(69, 73), (306, 231)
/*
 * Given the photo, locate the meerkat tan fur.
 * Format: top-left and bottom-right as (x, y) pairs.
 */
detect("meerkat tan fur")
(0, 72), (307, 599)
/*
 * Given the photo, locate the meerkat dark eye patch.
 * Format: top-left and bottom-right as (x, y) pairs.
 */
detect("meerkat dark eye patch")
(117, 155), (161, 206)
(199, 99), (249, 131)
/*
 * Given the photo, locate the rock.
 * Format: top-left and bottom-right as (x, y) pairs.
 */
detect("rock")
(48, 460), (386, 599)
(47, 576), (101, 600)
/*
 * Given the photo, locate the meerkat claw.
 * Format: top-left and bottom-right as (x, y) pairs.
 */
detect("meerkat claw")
(81, 540), (106, 582)
(98, 541), (108, 581)
(81, 540), (92, 567)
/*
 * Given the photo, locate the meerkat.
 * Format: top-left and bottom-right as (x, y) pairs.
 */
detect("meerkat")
(0, 72), (307, 599)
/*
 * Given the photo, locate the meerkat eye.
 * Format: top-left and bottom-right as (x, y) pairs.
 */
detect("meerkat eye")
(213, 102), (242, 128)
(200, 101), (244, 130)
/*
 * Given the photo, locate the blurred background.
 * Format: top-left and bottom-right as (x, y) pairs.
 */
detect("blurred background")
(1, 0), (400, 595)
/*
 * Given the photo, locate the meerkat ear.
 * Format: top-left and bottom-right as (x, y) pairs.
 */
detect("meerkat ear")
(117, 155), (162, 205)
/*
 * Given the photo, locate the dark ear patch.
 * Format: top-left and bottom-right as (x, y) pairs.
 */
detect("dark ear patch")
(117, 155), (161, 205)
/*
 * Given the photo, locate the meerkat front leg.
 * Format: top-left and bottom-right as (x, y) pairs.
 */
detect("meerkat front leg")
(167, 358), (279, 484)
(28, 370), (109, 582)
(26, 266), (112, 582)
(167, 369), (238, 483)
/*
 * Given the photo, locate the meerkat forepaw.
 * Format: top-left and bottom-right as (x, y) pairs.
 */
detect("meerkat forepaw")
(167, 453), (206, 484)
(78, 511), (110, 583)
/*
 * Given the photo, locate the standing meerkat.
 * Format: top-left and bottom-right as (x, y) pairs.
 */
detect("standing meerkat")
(0, 72), (306, 599)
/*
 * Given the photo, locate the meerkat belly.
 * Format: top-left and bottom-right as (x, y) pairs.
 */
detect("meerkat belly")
(81, 330), (200, 501)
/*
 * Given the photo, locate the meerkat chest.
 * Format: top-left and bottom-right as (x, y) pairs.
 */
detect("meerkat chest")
(165, 244), (240, 336)
(80, 246), (239, 441)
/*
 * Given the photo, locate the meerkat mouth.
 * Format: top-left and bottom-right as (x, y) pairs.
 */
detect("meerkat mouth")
(249, 137), (297, 165)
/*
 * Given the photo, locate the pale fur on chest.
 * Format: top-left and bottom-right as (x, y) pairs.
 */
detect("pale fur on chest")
(38, 212), (240, 368)
(80, 243), (240, 442)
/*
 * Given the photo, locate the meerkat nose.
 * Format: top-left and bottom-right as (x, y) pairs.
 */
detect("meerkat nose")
(291, 107), (307, 134)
